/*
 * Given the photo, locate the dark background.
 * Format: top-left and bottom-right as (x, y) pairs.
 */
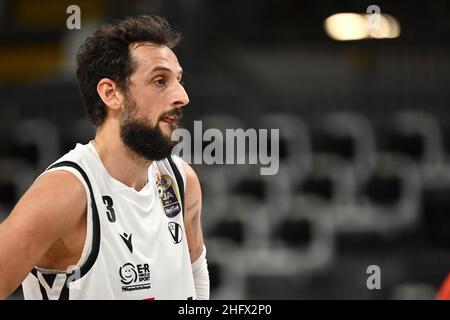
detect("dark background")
(1, 0), (450, 299)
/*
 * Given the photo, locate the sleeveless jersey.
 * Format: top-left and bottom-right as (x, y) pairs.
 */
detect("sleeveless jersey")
(21, 142), (196, 300)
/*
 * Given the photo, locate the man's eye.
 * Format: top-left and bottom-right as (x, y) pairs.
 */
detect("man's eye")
(154, 78), (167, 87)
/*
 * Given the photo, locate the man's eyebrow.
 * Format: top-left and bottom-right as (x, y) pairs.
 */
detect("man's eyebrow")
(150, 66), (183, 76)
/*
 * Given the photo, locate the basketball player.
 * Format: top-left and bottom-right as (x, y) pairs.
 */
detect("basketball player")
(0, 15), (209, 300)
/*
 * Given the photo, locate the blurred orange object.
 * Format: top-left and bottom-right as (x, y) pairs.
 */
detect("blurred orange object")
(438, 273), (450, 300)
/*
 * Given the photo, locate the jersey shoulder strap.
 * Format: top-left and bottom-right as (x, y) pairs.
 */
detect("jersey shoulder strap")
(167, 156), (185, 215)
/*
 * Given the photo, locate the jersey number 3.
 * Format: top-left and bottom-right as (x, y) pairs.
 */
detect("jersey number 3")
(102, 195), (116, 223)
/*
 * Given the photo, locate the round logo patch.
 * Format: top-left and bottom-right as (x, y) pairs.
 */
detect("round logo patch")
(119, 263), (138, 285)
(156, 174), (181, 218)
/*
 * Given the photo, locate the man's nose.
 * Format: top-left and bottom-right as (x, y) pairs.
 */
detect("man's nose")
(172, 82), (189, 108)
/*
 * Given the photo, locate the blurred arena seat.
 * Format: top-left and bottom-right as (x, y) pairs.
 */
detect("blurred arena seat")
(376, 111), (444, 167)
(14, 119), (60, 172)
(258, 113), (312, 217)
(332, 153), (422, 235)
(419, 169), (450, 249)
(314, 112), (377, 166)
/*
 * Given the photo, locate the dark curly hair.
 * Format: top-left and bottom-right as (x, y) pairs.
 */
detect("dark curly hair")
(76, 15), (181, 127)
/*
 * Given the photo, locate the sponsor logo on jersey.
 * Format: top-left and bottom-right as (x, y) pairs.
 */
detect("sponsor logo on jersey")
(120, 232), (133, 253)
(119, 262), (151, 292)
(156, 175), (181, 218)
(168, 222), (183, 244)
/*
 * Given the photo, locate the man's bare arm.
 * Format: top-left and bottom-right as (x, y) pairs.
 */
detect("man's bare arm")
(181, 161), (204, 263)
(0, 171), (86, 299)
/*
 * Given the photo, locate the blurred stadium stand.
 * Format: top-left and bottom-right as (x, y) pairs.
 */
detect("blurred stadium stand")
(1, 0), (450, 299)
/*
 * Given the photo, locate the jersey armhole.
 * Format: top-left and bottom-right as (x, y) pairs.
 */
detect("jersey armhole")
(39, 167), (93, 271)
(33, 162), (101, 281)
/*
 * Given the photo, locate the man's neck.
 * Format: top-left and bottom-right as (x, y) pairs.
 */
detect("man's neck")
(92, 127), (152, 192)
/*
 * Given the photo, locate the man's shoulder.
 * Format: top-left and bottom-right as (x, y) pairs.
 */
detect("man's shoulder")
(33, 170), (87, 212)
(9, 169), (87, 243)
(165, 156), (200, 186)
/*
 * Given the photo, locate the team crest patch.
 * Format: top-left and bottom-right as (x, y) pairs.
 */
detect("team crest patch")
(156, 174), (181, 218)
(168, 222), (183, 244)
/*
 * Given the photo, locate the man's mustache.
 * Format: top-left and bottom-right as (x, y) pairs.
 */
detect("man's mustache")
(160, 108), (183, 122)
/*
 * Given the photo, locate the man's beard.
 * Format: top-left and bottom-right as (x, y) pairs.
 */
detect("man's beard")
(119, 94), (181, 161)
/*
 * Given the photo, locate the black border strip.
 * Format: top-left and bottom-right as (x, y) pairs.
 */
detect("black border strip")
(167, 156), (185, 218)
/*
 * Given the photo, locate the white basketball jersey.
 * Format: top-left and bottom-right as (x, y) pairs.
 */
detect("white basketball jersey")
(21, 142), (196, 300)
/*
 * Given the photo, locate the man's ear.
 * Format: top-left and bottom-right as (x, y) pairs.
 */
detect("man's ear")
(97, 78), (124, 112)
